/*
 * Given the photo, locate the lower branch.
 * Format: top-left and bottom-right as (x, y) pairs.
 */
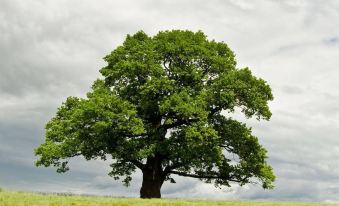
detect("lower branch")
(168, 170), (243, 183)
(130, 160), (145, 170)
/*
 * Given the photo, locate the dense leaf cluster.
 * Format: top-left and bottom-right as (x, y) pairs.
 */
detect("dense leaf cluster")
(35, 30), (275, 189)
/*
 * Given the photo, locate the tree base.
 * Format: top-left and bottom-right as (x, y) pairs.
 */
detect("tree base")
(140, 168), (163, 198)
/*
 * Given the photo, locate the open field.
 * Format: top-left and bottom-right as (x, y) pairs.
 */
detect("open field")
(0, 190), (338, 206)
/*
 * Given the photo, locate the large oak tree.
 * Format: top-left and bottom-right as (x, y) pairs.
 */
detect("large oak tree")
(35, 30), (275, 198)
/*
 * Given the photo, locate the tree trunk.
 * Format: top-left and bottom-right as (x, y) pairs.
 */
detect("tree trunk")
(140, 156), (165, 198)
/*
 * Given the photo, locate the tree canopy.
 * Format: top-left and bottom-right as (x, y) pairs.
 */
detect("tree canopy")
(35, 30), (275, 198)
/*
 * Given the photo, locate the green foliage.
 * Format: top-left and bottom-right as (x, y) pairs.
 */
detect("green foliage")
(35, 30), (275, 190)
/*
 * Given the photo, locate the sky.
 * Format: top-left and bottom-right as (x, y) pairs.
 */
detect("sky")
(1, 0), (339, 203)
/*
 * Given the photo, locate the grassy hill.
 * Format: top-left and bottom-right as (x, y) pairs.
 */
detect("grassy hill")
(0, 189), (337, 206)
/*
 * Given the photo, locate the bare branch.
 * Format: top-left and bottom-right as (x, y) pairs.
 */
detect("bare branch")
(168, 170), (244, 183)
(163, 162), (184, 173)
(130, 160), (145, 170)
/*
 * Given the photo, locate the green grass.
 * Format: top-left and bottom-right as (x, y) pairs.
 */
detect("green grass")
(0, 189), (338, 206)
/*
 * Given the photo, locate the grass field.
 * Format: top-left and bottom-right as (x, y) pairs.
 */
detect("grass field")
(0, 189), (338, 206)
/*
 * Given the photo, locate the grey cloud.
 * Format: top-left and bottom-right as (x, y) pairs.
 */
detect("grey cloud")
(280, 85), (304, 95)
(324, 37), (339, 45)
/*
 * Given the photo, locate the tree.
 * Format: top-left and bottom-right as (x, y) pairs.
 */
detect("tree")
(35, 30), (275, 198)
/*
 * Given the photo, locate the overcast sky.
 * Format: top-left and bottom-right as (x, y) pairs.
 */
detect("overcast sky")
(1, 0), (339, 203)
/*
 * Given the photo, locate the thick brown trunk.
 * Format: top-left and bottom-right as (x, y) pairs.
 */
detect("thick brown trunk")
(140, 169), (163, 198)
(140, 155), (165, 198)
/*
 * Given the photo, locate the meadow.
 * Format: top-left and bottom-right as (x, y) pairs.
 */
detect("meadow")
(0, 189), (338, 206)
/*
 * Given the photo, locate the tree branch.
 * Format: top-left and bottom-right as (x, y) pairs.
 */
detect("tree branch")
(219, 144), (234, 152)
(163, 162), (183, 174)
(208, 106), (221, 118)
(162, 118), (199, 130)
(120, 132), (147, 138)
(168, 170), (244, 183)
(130, 160), (145, 170)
